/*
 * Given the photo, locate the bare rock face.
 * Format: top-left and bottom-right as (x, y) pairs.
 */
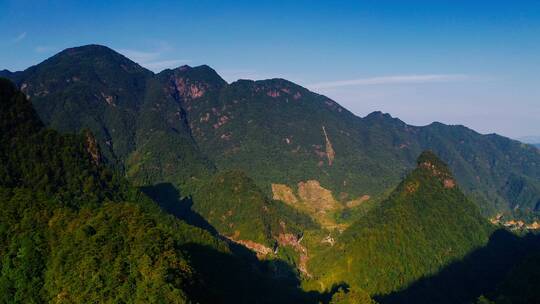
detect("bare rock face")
(420, 160), (456, 189)
(225, 236), (274, 259)
(277, 233), (310, 277)
(84, 131), (101, 165)
(169, 76), (207, 100)
(405, 181), (420, 194)
(417, 151), (457, 189)
(322, 125), (335, 166)
(160, 65), (227, 107)
(100, 92), (116, 106)
(444, 178), (456, 188)
(267, 90), (280, 98)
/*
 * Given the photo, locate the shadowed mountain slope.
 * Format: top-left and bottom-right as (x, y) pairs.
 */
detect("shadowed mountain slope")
(377, 230), (540, 304)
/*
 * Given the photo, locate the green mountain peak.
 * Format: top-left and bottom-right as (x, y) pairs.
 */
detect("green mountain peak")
(416, 150), (455, 185)
(309, 150), (493, 297)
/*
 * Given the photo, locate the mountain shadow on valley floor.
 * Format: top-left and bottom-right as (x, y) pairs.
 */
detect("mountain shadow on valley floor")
(140, 182), (219, 235)
(181, 243), (333, 303)
(141, 183), (341, 303)
(375, 229), (540, 304)
(140, 182), (270, 261)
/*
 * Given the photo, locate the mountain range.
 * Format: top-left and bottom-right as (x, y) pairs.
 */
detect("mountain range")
(1, 44), (540, 303)
(2, 45), (539, 219)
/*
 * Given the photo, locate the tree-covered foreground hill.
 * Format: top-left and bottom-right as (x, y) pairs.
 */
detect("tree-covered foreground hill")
(308, 151), (493, 293)
(0, 78), (334, 303)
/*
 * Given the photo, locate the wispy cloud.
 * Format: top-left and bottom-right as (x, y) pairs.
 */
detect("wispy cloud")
(118, 48), (189, 72)
(119, 49), (160, 62)
(308, 74), (470, 89)
(12, 32), (27, 43)
(35, 46), (57, 53)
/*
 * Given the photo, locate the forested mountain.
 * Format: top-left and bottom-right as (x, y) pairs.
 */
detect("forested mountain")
(0, 78), (329, 303)
(309, 152), (538, 303)
(2, 44), (540, 303)
(3, 45), (214, 188)
(4, 45), (539, 222)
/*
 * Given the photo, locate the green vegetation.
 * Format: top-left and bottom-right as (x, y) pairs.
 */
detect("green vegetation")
(181, 75), (540, 219)
(416, 122), (540, 215)
(6, 45), (214, 189)
(329, 287), (378, 304)
(0, 188), (203, 303)
(308, 151), (494, 296)
(189, 170), (317, 245)
(2, 44), (540, 304)
(5, 44), (539, 223)
(0, 78), (327, 303)
(0, 77), (198, 302)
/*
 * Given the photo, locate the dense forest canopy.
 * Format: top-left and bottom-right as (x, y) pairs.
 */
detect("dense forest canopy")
(0, 78), (331, 303)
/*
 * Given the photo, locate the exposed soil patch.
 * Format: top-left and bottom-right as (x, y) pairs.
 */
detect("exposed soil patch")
(272, 184), (298, 205)
(345, 195), (371, 208)
(406, 181), (419, 194)
(297, 180), (340, 212)
(225, 236), (274, 258)
(277, 233), (310, 277)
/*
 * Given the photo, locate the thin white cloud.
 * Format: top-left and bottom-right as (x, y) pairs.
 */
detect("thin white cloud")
(118, 49), (161, 62)
(118, 48), (189, 72)
(12, 32), (27, 43)
(308, 74), (470, 89)
(35, 46), (57, 53)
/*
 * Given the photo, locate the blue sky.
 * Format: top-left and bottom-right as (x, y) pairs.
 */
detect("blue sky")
(1, 0), (539, 139)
